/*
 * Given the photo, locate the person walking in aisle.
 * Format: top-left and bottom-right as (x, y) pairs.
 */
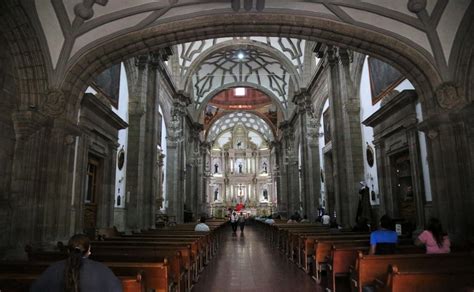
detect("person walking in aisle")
(239, 212), (246, 233)
(230, 211), (239, 234)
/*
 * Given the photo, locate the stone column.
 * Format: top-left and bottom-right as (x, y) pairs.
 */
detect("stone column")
(188, 123), (203, 217)
(293, 91), (323, 220)
(198, 142), (210, 215)
(325, 47), (364, 227)
(279, 122), (299, 217)
(165, 96), (189, 223)
(273, 141), (286, 216)
(9, 108), (81, 252)
(125, 54), (159, 231)
(418, 87), (473, 243)
(326, 47), (344, 223)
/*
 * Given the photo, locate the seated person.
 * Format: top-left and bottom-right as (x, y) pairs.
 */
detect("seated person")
(195, 216), (211, 232)
(31, 234), (122, 292)
(264, 215), (275, 225)
(369, 215), (398, 255)
(287, 215), (298, 224)
(415, 217), (451, 254)
(300, 215), (310, 223)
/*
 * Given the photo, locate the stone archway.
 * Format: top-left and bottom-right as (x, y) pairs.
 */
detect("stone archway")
(60, 14), (443, 120)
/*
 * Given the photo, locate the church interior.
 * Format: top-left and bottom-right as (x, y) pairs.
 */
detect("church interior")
(0, 0), (473, 291)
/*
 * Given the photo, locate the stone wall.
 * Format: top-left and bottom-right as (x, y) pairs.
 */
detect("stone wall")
(0, 36), (16, 252)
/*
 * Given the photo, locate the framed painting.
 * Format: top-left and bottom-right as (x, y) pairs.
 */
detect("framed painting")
(91, 63), (121, 108)
(368, 57), (404, 105)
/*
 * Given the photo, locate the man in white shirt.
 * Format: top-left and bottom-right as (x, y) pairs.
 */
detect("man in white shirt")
(195, 216), (210, 232)
(322, 213), (331, 225)
(230, 211), (239, 233)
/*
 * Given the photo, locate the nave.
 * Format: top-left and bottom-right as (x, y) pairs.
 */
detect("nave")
(193, 223), (318, 292)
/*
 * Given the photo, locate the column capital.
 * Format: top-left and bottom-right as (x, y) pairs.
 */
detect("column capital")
(292, 89), (313, 114)
(134, 55), (149, 70)
(173, 91), (192, 108)
(325, 45), (339, 67)
(338, 48), (353, 66)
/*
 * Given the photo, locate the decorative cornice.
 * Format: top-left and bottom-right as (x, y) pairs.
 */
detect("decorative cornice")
(363, 90), (417, 127)
(82, 93), (128, 130)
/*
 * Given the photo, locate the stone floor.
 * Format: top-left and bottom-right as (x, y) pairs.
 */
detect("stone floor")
(192, 223), (323, 292)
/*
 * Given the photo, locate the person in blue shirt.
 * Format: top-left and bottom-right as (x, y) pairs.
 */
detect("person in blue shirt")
(369, 214), (398, 255)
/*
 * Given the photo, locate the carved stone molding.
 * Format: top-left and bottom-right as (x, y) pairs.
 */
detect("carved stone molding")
(325, 46), (338, 67)
(407, 0), (427, 14)
(338, 48), (353, 66)
(74, 0), (108, 20)
(134, 55), (149, 70)
(231, 0), (265, 12)
(41, 89), (66, 118)
(435, 82), (465, 110)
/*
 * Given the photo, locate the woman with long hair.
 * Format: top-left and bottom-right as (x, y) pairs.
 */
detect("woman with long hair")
(31, 234), (122, 292)
(415, 217), (451, 254)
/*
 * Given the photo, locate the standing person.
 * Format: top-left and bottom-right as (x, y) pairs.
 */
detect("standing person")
(239, 212), (246, 233)
(230, 211), (239, 234)
(415, 217), (451, 254)
(195, 216), (210, 232)
(31, 234), (122, 292)
(369, 215), (398, 255)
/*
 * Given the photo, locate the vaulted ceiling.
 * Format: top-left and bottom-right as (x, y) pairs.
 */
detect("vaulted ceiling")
(207, 111), (274, 143)
(175, 37), (309, 111)
(30, 0), (472, 90)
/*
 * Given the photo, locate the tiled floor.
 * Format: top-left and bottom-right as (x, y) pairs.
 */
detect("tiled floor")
(192, 223), (323, 292)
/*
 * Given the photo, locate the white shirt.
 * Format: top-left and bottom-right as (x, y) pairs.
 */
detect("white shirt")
(265, 218), (275, 225)
(322, 215), (330, 225)
(231, 214), (239, 223)
(194, 223), (210, 232)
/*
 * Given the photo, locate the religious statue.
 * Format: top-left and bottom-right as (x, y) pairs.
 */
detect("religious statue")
(238, 163), (242, 173)
(214, 163), (219, 173)
(214, 188), (219, 201)
(263, 189), (268, 201)
(356, 182), (372, 223)
(237, 140), (242, 149)
(263, 162), (268, 173)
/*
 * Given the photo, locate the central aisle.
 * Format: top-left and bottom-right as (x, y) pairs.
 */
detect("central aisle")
(192, 222), (322, 292)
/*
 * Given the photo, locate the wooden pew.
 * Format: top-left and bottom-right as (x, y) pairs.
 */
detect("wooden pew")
(91, 243), (193, 291)
(302, 233), (370, 275)
(374, 264), (474, 292)
(115, 233), (211, 267)
(310, 235), (416, 282)
(350, 252), (474, 292)
(24, 246), (184, 292)
(326, 244), (424, 292)
(312, 238), (370, 283)
(0, 262), (145, 292)
(98, 238), (203, 277)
